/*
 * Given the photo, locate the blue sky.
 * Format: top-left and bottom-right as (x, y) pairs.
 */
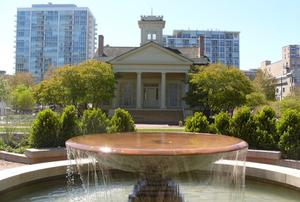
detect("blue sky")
(1, 0), (300, 75)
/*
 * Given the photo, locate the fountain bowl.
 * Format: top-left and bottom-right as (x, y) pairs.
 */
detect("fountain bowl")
(66, 132), (248, 176)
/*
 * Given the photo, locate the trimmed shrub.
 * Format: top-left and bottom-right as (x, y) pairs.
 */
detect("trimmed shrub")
(277, 109), (300, 160)
(229, 107), (256, 145)
(109, 108), (136, 133)
(215, 111), (231, 136)
(29, 109), (60, 147)
(57, 105), (81, 146)
(80, 108), (109, 134)
(252, 106), (278, 150)
(184, 112), (211, 133)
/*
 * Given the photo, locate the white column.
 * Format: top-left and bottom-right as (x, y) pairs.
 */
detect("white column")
(112, 97), (117, 108)
(136, 72), (142, 108)
(161, 72), (166, 109)
(184, 72), (189, 108)
(112, 84), (118, 108)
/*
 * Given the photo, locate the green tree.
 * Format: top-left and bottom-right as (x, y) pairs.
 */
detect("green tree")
(109, 108), (136, 133)
(33, 60), (117, 114)
(253, 69), (276, 101)
(288, 86), (300, 100)
(33, 77), (65, 108)
(183, 63), (254, 118)
(7, 72), (36, 91)
(80, 108), (109, 134)
(9, 84), (36, 113)
(0, 75), (9, 103)
(246, 91), (267, 109)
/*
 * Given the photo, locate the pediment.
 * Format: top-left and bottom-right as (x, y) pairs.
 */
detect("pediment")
(109, 42), (193, 65)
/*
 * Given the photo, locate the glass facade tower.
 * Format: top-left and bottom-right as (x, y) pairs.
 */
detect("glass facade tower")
(163, 30), (240, 69)
(15, 4), (97, 82)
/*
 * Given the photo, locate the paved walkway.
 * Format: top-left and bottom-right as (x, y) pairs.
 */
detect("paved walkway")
(135, 124), (184, 129)
(0, 159), (26, 171)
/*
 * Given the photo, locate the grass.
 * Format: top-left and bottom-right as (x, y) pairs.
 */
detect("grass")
(0, 128), (30, 133)
(0, 123), (31, 127)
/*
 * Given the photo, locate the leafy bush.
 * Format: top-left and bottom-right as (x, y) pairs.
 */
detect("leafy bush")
(14, 146), (29, 154)
(277, 109), (300, 160)
(5, 145), (13, 152)
(246, 91), (267, 109)
(184, 112), (211, 133)
(215, 111), (231, 136)
(29, 109), (60, 147)
(80, 108), (109, 134)
(0, 138), (5, 150)
(280, 98), (300, 114)
(229, 107), (256, 145)
(109, 108), (136, 133)
(252, 106), (278, 150)
(57, 105), (80, 146)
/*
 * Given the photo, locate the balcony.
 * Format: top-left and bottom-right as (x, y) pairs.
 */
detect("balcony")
(283, 64), (289, 69)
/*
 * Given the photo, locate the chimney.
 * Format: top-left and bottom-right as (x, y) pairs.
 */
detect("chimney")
(198, 36), (204, 57)
(98, 35), (104, 57)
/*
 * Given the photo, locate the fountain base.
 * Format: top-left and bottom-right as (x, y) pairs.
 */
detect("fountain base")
(128, 177), (184, 202)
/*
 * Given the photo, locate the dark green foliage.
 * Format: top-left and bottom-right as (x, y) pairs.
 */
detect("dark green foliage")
(252, 106), (278, 150)
(109, 108), (136, 133)
(29, 109), (60, 147)
(80, 108), (108, 134)
(277, 109), (300, 160)
(183, 64), (254, 118)
(57, 105), (80, 146)
(215, 111), (231, 136)
(208, 124), (218, 134)
(229, 107), (256, 145)
(184, 112), (211, 133)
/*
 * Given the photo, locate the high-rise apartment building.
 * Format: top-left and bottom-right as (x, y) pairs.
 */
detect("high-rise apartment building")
(261, 45), (300, 100)
(15, 3), (97, 82)
(163, 30), (240, 68)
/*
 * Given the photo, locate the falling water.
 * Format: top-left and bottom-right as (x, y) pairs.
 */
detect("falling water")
(66, 132), (248, 202)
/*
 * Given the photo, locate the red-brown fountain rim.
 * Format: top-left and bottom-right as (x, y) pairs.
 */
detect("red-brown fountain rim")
(66, 132), (248, 156)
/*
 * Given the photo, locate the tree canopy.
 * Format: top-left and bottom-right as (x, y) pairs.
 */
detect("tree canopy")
(0, 75), (9, 102)
(9, 84), (36, 113)
(7, 72), (36, 90)
(253, 68), (276, 101)
(183, 63), (254, 118)
(33, 59), (117, 113)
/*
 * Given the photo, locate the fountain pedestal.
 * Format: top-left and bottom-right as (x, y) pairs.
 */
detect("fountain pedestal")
(128, 177), (183, 202)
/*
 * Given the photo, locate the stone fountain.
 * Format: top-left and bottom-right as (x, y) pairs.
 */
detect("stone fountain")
(66, 132), (248, 201)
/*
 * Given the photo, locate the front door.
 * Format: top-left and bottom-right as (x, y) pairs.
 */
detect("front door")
(144, 84), (159, 108)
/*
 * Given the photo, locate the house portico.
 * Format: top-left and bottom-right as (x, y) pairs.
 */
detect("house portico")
(111, 71), (188, 109)
(95, 14), (209, 123)
(109, 42), (192, 113)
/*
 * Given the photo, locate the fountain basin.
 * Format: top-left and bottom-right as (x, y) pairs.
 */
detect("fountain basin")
(66, 132), (248, 175)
